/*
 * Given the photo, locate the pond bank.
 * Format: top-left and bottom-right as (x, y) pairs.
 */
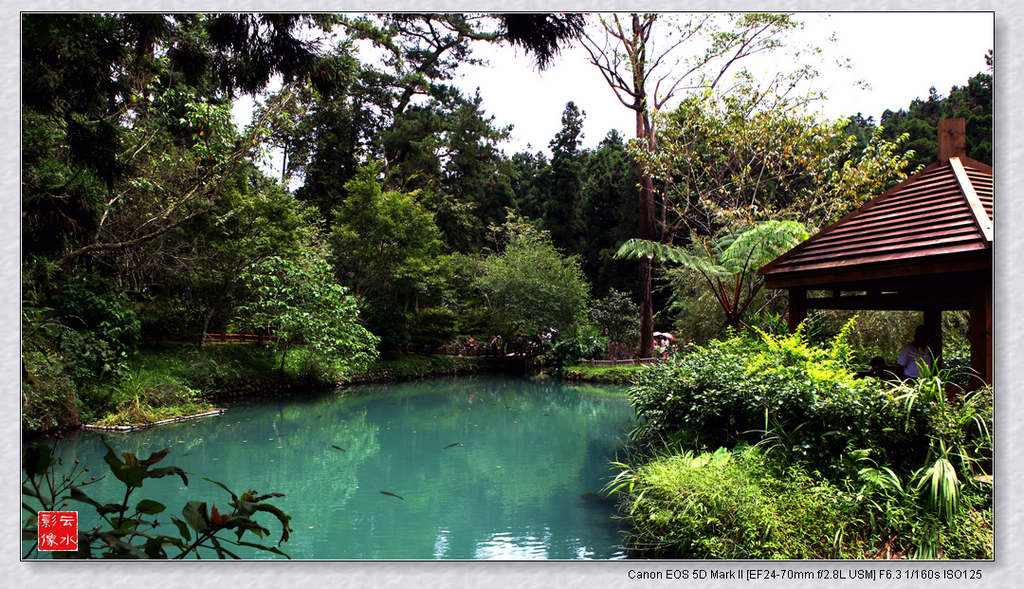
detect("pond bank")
(23, 343), (507, 437)
(558, 364), (643, 385)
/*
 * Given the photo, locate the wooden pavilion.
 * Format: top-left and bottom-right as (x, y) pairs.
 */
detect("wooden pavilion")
(759, 119), (992, 384)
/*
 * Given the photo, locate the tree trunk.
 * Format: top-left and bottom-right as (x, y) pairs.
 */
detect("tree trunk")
(199, 309), (215, 350)
(633, 16), (656, 358)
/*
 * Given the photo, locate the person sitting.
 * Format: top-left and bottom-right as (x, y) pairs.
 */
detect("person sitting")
(855, 356), (901, 381)
(897, 325), (934, 380)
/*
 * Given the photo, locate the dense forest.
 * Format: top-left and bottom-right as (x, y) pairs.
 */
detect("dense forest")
(22, 13), (991, 432)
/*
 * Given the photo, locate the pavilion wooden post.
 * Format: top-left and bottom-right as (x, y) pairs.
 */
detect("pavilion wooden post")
(923, 307), (943, 370)
(970, 280), (993, 384)
(788, 287), (807, 332)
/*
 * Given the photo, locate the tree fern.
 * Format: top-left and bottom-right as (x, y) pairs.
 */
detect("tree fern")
(614, 221), (809, 329)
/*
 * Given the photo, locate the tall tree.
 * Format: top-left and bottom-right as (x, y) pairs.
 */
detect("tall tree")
(877, 69), (992, 170)
(543, 101), (586, 253)
(330, 163), (444, 350)
(22, 14), (340, 284)
(580, 130), (638, 297)
(579, 13), (809, 355)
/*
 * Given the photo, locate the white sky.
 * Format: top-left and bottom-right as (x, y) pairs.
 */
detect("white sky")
(449, 12), (993, 155)
(234, 11), (993, 168)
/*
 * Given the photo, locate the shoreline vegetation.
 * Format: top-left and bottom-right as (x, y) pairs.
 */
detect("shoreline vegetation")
(24, 342), (509, 437)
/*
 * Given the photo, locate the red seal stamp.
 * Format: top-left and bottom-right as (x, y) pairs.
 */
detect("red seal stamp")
(37, 511), (78, 551)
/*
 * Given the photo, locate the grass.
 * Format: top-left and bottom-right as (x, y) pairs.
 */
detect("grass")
(343, 354), (501, 383)
(614, 446), (869, 559)
(93, 401), (215, 426)
(563, 363), (644, 384)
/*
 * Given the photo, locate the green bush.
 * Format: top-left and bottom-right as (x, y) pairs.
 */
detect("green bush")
(620, 321), (993, 560)
(546, 324), (607, 369)
(407, 307), (458, 352)
(627, 324), (926, 471)
(53, 273), (140, 349)
(22, 351), (80, 432)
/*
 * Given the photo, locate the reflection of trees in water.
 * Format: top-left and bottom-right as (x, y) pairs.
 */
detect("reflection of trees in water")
(321, 376), (631, 558)
(48, 376), (631, 558)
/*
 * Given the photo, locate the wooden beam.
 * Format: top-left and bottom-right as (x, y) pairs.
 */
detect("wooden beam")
(950, 156), (994, 242)
(788, 287), (806, 332)
(764, 252), (990, 289)
(924, 308), (942, 370)
(803, 293), (971, 311)
(970, 280), (993, 386)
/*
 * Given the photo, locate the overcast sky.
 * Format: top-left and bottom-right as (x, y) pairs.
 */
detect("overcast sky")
(449, 12), (993, 155)
(234, 11), (993, 169)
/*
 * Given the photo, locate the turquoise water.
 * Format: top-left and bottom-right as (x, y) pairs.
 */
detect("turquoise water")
(28, 376), (634, 559)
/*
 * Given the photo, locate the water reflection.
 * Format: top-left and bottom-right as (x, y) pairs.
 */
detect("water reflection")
(30, 376), (632, 559)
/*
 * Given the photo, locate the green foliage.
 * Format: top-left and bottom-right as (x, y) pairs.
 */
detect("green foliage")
(647, 91), (915, 234)
(96, 370), (210, 426)
(330, 163), (444, 350)
(590, 288), (640, 345)
(627, 322), (923, 469)
(471, 216), (591, 338)
(617, 221), (809, 329)
(22, 351), (80, 432)
(546, 324), (607, 369)
(237, 250), (380, 374)
(543, 101), (586, 252)
(612, 446), (866, 558)
(621, 320), (992, 559)
(23, 441), (292, 559)
(407, 308), (458, 352)
(562, 364), (643, 385)
(52, 272), (140, 377)
(878, 70), (992, 170)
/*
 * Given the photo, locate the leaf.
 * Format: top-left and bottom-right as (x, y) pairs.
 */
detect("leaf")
(97, 503), (124, 516)
(146, 466), (189, 487)
(182, 501), (208, 532)
(234, 540), (292, 559)
(103, 446), (147, 487)
(202, 477), (238, 501)
(251, 503), (292, 545)
(141, 447), (171, 467)
(22, 444), (56, 477)
(144, 537), (168, 558)
(170, 516), (192, 542)
(68, 486), (101, 508)
(136, 499), (166, 515)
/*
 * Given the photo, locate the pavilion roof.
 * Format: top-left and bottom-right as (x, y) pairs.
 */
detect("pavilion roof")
(760, 155), (992, 290)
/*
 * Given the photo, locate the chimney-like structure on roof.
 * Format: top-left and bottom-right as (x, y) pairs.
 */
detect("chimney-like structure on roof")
(760, 114), (992, 385)
(938, 117), (967, 160)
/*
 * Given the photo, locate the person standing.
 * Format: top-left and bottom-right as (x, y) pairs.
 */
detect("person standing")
(898, 325), (934, 379)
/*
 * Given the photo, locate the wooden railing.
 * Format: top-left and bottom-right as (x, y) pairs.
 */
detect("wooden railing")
(583, 357), (663, 366)
(201, 333), (268, 344)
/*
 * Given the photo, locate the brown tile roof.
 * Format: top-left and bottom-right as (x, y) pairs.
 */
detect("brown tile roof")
(760, 156), (992, 288)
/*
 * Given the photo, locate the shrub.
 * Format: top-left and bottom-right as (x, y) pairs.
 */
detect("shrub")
(546, 324), (607, 369)
(407, 307), (458, 352)
(22, 351), (80, 432)
(52, 271), (140, 371)
(627, 323), (928, 472)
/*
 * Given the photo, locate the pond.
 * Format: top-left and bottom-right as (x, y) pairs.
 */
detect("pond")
(27, 375), (635, 559)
